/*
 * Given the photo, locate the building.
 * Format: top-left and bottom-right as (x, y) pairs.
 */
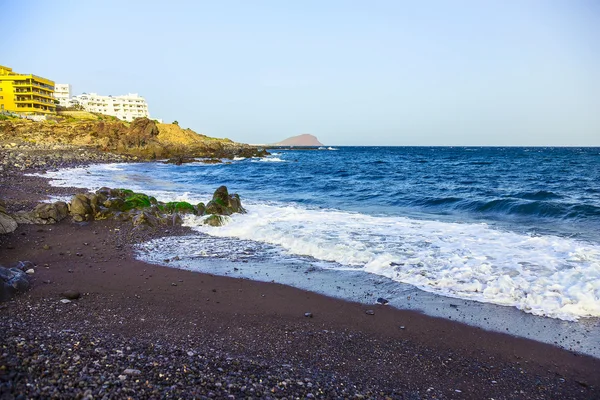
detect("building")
(53, 84), (71, 107)
(71, 92), (151, 121)
(0, 65), (56, 115)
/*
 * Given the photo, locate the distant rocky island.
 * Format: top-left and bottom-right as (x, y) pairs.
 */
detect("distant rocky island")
(275, 134), (323, 147)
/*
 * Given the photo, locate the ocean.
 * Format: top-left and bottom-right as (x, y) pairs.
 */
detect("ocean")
(39, 147), (600, 355)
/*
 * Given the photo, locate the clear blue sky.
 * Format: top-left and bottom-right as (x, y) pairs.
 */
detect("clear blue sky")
(2, 0), (599, 146)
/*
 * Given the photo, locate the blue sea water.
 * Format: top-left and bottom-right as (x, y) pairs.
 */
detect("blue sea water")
(41, 147), (600, 325)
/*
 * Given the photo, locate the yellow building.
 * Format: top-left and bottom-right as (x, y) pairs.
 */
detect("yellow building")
(0, 65), (56, 115)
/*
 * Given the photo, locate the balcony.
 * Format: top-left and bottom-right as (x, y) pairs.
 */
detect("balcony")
(11, 80), (54, 91)
(15, 97), (56, 106)
(13, 90), (54, 100)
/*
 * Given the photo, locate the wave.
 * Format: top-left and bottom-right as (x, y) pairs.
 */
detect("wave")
(512, 190), (563, 200)
(176, 202), (600, 321)
(404, 195), (600, 221)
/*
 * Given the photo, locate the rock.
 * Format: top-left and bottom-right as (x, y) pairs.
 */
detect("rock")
(61, 290), (81, 300)
(203, 215), (226, 227)
(0, 199), (18, 234)
(0, 265), (30, 301)
(132, 211), (159, 228)
(205, 186), (246, 215)
(60, 299), (72, 304)
(25, 269), (34, 274)
(12, 202), (69, 225)
(365, 310), (375, 315)
(195, 202), (206, 216)
(304, 312), (313, 318)
(376, 297), (389, 305)
(162, 201), (195, 215)
(103, 197), (126, 212)
(123, 368), (141, 375)
(70, 194), (93, 221)
(94, 207), (114, 220)
(13, 261), (35, 271)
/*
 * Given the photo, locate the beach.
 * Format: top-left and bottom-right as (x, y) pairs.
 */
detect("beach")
(1, 171), (599, 399)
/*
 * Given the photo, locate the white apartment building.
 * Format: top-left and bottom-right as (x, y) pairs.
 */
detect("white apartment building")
(53, 84), (72, 107)
(71, 93), (152, 122)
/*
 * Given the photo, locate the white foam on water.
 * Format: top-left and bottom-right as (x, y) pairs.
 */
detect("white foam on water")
(252, 157), (286, 163)
(44, 195), (73, 203)
(182, 203), (600, 321)
(28, 164), (213, 204)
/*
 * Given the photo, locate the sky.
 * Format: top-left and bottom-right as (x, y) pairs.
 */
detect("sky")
(1, 0), (599, 146)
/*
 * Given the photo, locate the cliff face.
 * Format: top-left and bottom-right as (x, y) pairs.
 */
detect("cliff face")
(0, 117), (265, 159)
(276, 134), (323, 146)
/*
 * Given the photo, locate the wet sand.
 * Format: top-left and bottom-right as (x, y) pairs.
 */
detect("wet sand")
(0, 173), (599, 399)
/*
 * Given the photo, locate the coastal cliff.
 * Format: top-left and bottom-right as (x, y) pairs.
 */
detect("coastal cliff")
(0, 115), (266, 165)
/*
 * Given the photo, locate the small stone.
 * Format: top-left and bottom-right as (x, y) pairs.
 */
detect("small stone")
(43, 244), (51, 250)
(400, 326), (406, 330)
(365, 309), (375, 315)
(60, 299), (72, 304)
(304, 312), (313, 318)
(376, 297), (389, 305)
(25, 269), (35, 274)
(123, 368), (141, 375)
(61, 290), (81, 300)
(171, 283), (177, 286)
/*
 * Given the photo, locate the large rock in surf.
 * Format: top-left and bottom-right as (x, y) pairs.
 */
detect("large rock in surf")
(205, 186), (246, 216)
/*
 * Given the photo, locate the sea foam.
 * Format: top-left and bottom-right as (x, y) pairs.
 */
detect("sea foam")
(181, 203), (600, 321)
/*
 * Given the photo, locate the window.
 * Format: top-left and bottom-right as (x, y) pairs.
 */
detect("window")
(0, 96), (3, 99)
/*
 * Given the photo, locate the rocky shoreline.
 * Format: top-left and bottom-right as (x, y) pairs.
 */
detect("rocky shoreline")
(1, 148), (599, 399)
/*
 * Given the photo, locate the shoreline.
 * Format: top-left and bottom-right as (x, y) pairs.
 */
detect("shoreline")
(1, 170), (599, 398)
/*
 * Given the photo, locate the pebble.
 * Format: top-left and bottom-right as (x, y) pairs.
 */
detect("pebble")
(25, 269), (35, 274)
(123, 368), (141, 375)
(60, 299), (72, 304)
(61, 290), (81, 300)
(304, 312), (313, 318)
(365, 310), (375, 315)
(376, 297), (389, 305)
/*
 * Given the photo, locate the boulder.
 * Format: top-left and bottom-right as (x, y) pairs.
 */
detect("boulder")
(204, 214), (226, 227)
(131, 211), (159, 228)
(205, 186), (246, 215)
(195, 202), (206, 216)
(13, 201), (70, 225)
(70, 194), (93, 221)
(0, 210), (18, 234)
(103, 197), (126, 212)
(0, 265), (30, 301)
(94, 206), (115, 220)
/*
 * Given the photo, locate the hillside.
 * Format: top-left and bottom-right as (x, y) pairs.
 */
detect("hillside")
(0, 115), (266, 160)
(276, 134), (323, 146)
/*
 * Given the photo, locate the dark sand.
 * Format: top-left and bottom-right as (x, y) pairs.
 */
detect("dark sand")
(1, 173), (599, 399)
